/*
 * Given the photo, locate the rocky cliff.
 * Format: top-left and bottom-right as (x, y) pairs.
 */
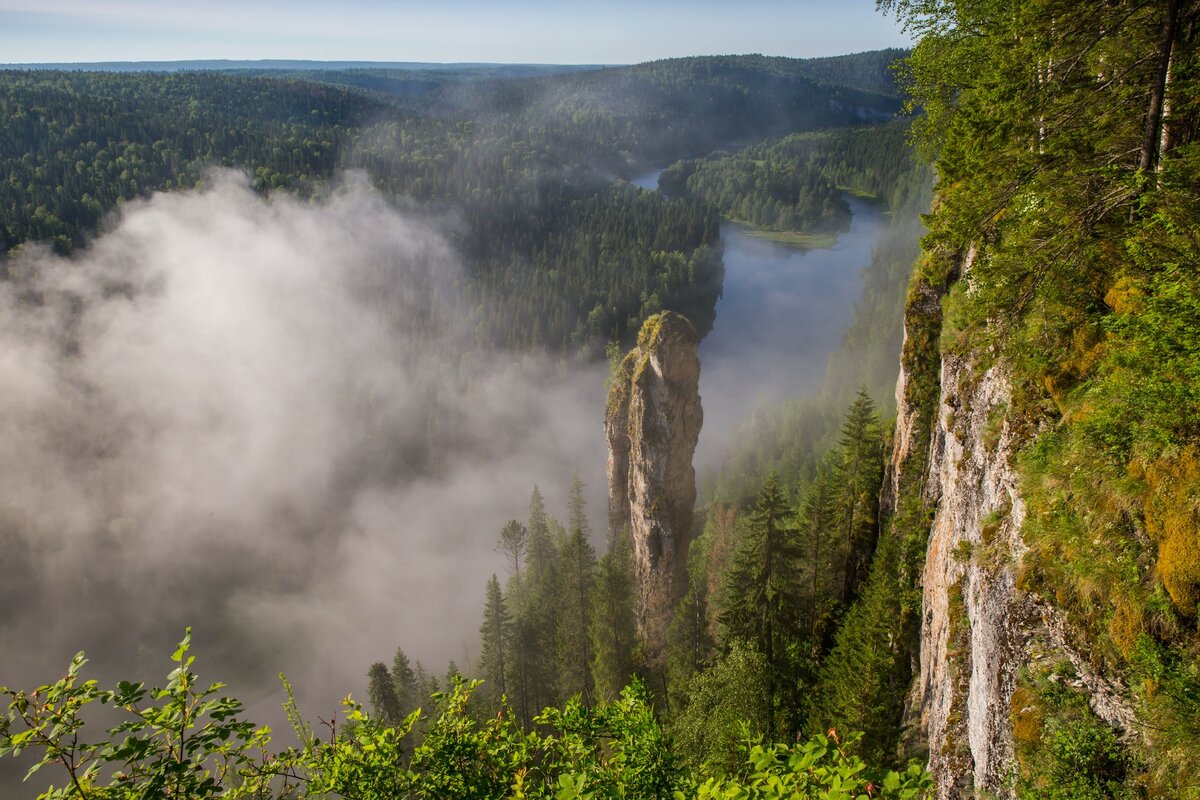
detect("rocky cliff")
(605, 311), (702, 666)
(897, 257), (1139, 798)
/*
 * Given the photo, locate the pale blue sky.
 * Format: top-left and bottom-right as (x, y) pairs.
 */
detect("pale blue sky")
(0, 0), (910, 64)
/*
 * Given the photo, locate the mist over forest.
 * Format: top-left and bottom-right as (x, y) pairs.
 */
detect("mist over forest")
(12, 12), (1195, 795)
(0, 170), (621, 706)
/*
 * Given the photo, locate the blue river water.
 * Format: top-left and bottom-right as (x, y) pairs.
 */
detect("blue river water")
(630, 170), (888, 470)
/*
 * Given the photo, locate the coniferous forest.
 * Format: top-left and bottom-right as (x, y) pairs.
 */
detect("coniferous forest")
(4, 0), (1200, 797)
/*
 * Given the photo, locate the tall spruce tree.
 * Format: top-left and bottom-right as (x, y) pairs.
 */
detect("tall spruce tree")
(519, 485), (561, 718)
(555, 476), (597, 704)
(590, 533), (637, 702)
(367, 662), (406, 727)
(392, 647), (420, 719)
(498, 519), (528, 578)
(798, 459), (839, 642)
(477, 574), (512, 710)
(833, 389), (884, 605)
(718, 473), (804, 734)
(527, 486), (554, 582)
(666, 569), (716, 714)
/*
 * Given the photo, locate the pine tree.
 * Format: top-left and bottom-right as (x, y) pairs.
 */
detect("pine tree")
(367, 662), (405, 726)
(392, 646), (420, 718)
(833, 389), (883, 605)
(555, 476), (597, 704)
(527, 485), (553, 581)
(590, 534), (637, 702)
(798, 460), (838, 641)
(477, 574), (512, 710)
(718, 473), (804, 734)
(498, 519), (528, 578)
(666, 569), (716, 713)
(515, 485), (561, 720)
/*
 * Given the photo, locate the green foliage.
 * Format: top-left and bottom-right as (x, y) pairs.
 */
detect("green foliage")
(367, 662), (408, 728)
(0, 629), (273, 799)
(694, 730), (931, 800)
(1, 639), (932, 799)
(718, 474), (807, 733)
(590, 536), (638, 703)
(669, 644), (772, 775)
(477, 574), (514, 709)
(555, 477), (598, 705)
(833, 389), (884, 605)
(1013, 669), (1136, 800)
(883, 0), (1200, 790)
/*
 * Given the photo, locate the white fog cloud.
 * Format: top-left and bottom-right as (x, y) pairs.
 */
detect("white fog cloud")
(0, 170), (606, 719)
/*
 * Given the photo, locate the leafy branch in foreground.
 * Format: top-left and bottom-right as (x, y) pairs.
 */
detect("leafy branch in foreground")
(1, 632), (931, 798)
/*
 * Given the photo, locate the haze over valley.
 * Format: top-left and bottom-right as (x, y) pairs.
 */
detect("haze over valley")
(3, 2), (1198, 798)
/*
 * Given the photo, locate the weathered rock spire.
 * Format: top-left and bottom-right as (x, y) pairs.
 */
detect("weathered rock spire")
(604, 311), (702, 667)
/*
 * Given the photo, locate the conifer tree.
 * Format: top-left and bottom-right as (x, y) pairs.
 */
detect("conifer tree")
(798, 460), (838, 641)
(515, 485), (560, 719)
(527, 485), (553, 581)
(833, 389), (883, 605)
(498, 519), (528, 578)
(367, 662), (406, 727)
(718, 473), (804, 733)
(555, 476), (597, 704)
(392, 646), (420, 718)
(476, 574), (512, 710)
(590, 534), (637, 701)
(666, 569), (716, 713)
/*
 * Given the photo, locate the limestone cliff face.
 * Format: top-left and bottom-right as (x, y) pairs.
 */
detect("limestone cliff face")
(605, 312), (702, 666)
(898, 260), (1138, 798)
(910, 351), (1028, 798)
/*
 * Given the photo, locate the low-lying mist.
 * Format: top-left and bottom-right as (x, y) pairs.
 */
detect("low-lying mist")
(0, 170), (608, 720)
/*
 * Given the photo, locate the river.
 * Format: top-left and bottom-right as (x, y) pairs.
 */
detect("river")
(631, 170), (888, 471)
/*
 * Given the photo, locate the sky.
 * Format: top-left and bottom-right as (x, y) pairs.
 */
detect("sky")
(0, 0), (910, 65)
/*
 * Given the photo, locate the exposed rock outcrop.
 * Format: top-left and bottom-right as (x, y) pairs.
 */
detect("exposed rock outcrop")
(605, 312), (702, 666)
(912, 352), (1029, 798)
(898, 258), (1140, 798)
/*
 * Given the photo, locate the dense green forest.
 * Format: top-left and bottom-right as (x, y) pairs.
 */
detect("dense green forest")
(6, 0), (1200, 792)
(0, 52), (901, 353)
(659, 120), (914, 245)
(378, 0), (1200, 792)
(0, 50), (939, 797)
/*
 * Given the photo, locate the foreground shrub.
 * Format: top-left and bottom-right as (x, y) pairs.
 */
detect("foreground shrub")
(1, 632), (930, 799)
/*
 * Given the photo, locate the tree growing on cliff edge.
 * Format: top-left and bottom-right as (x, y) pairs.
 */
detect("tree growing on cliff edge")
(876, 0), (1200, 792)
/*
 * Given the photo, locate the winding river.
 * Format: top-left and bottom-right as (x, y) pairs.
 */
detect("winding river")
(631, 170), (889, 470)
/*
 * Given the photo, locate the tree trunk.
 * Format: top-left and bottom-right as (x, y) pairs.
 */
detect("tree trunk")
(1140, 0), (1180, 175)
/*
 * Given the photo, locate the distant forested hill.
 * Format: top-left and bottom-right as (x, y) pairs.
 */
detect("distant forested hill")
(792, 48), (908, 97)
(0, 53), (903, 353)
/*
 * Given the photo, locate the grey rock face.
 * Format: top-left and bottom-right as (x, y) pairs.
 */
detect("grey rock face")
(897, 263), (1139, 797)
(914, 352), (1028, 799)
(605, 312), (702, 667)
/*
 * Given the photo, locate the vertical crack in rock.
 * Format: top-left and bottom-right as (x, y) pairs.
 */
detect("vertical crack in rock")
(604, 311), (702, 668)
